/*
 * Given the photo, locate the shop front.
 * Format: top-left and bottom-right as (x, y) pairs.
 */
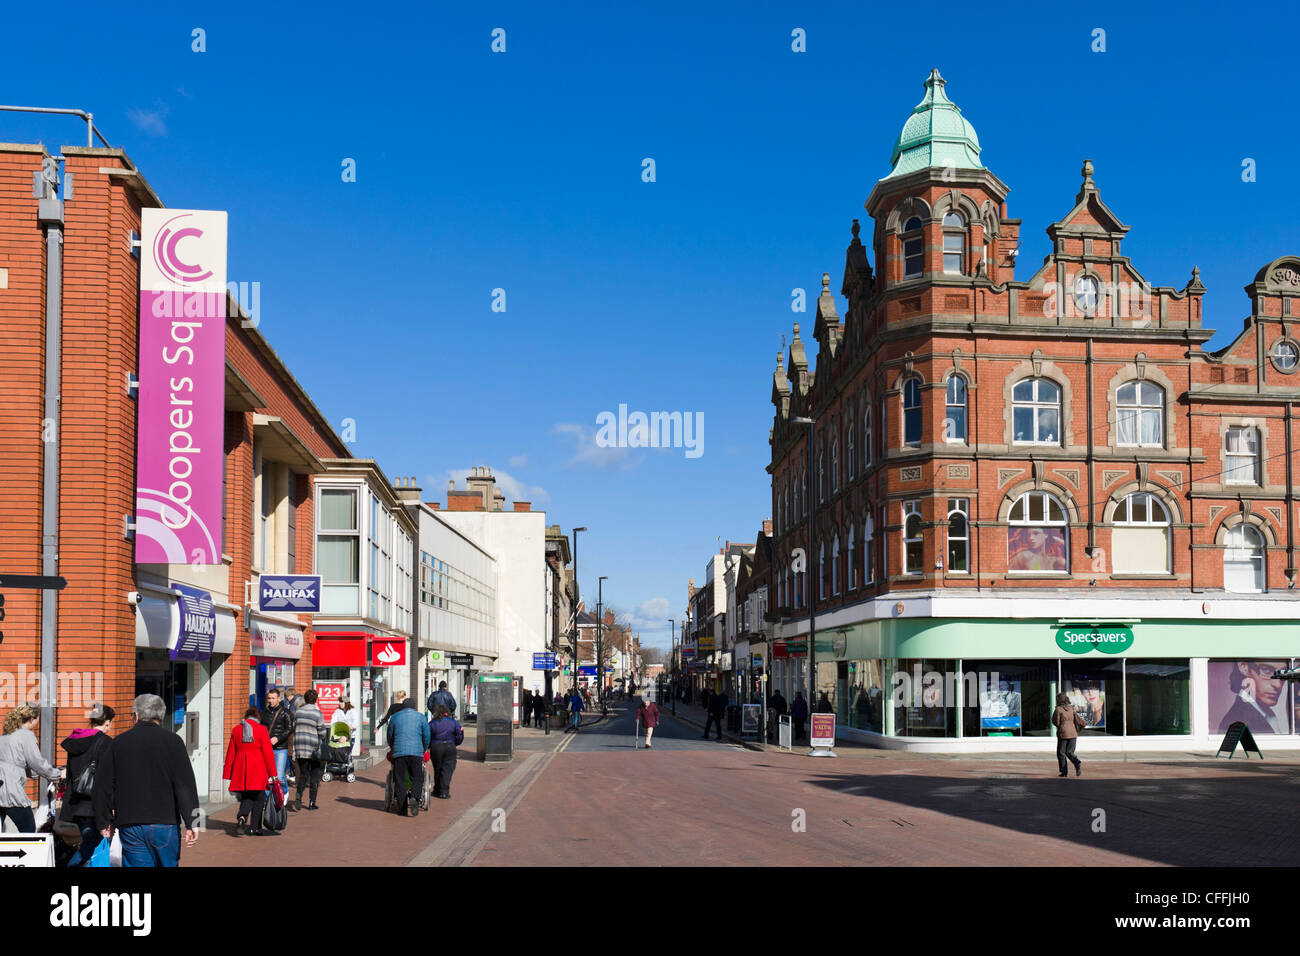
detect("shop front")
(311, 629), (410, 749)
(134, 582), (237, 803)
(248, 613), (305, 712)
(780, 604), (1300, 752)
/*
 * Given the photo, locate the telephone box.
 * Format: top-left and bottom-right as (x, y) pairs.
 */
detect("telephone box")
(476, 673), (515, 762)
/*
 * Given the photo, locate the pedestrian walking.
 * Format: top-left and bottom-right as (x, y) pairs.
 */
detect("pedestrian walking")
(532, 692), (546, 728)
(331, 695), (359, 747)
(223, 707), (279, 836)
(702, 687), (727, 740)
(92, 694), (200, 867)
(568, 688), (585, 731)
(815, 692), (834, 714)
(521, 689), (533, 727)
(292, 689), (328, 811)
(767, 689), (788, 744)
(1, 704), (65, 833)
(1052, 692), (1084, 777)
(260, 687), (294, 799)
(637, 696), (660, 748)
(427, 680), (457, 717)
(376, 690), (408, 733)
(428, 705), (464, 799)
(58, 703), (114, 865)
(387, 698), (430, 817)
(791, 691), (809, 743)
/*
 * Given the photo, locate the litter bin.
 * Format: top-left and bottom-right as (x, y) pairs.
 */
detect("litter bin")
(726, 704), (741, 733)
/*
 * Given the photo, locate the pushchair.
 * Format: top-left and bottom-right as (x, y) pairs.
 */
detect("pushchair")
(320, 721), (356, 783)
(384, 750), (432, 813)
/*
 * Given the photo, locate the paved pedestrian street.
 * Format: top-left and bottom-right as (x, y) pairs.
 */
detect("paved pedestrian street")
(181, 700), (1300, 868)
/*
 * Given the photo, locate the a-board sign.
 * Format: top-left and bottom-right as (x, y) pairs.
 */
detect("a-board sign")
(1216, 720), (1263, 759)
(0, 834), (54, 867)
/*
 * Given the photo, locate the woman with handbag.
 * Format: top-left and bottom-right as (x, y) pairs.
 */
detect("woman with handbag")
(58, 703), (115, 865)
(1051, 692), (1085, 777)
(0, 704), (65, 833)
(222, 708), (279, 836)
(428, 705), (464, 799)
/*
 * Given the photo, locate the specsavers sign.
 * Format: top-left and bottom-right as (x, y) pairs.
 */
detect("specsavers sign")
(1055, 626), (1134, 655)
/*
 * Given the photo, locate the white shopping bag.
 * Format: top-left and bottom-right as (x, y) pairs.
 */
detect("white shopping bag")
(109, 830), (123, 867)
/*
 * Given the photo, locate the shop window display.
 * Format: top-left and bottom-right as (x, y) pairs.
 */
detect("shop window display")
(1061, 660), (1124, 735)
(960, 660), (1054, 737)
(893, 658), (957, 737)
(1125, 659), (1190, 735)
(1207, 659), (1293, 736)
(846, 659), (885, 733)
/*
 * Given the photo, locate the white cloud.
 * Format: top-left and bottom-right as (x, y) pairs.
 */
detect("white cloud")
(552, 423), (641, 470)
(509, 454), (528, 469)
(126, 103), (169, 137)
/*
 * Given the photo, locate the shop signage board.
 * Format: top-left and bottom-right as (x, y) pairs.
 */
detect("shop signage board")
(371, 639), (407, 667)
(135, 208), (228, 565)
(427, 650), (445, 666)
(698, 636), (716, 652)
(249, 618), (303, 660)
(1055, 626), (1134, 654)
(449, 653), (474, 667)
(532, 652), (557, 670)
(741, 704), (761, 738)
(578, 665), (597, 676)
(1216, 721), (1263, 759)
(810, 713), (836, 748)
(170, 582), (215, 661)
(258, 575), (321, 612)
(0, 835), (53, 867)
(315, 681), (345, 725)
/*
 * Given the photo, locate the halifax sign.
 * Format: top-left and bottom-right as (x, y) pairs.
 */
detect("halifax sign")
(258, 575), (322, 613)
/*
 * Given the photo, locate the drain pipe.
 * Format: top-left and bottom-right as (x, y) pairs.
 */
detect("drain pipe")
(0, 105), (110, 148)
(37, 164), (65, 771)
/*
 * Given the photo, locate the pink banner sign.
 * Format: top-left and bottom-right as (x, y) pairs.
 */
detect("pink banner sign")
(135, 209), (227, 564)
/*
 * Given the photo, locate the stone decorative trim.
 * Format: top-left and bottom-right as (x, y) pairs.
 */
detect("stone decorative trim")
(1267, 506), (1283, 524)
(944, 294), (971, 310)
(947, 464), (971, 480)
(900, 465), (923, 482)
(997, 467), (1024, 487)
(1101, 469), (1127, 487)
(1156, 470), (1183, 489)
(900, 297), (922, 314)
(1207, 505), (1225, 523)
(1055, 468), (1080, 489)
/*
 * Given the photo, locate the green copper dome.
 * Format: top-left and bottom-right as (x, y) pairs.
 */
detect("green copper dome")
(884, 69), (983, 179)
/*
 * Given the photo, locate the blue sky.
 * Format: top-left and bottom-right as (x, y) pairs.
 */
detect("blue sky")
(5, 1), (1296, 648)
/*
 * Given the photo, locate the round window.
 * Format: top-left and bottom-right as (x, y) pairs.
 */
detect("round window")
(1074, 276), (1099, 313)
(1270, 338), (1298, 373)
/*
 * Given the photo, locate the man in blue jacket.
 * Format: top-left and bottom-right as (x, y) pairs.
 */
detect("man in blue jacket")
(426, 680), (457, 717)
(387, 699), (431, 817)
(568, 688), (585, 731)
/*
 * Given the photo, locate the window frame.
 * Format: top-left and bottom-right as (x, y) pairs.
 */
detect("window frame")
(902, 377), (922, 449)
(1007, 490), (1070, 574)
(946, 498), (970, 574)
(1223, 523), (1265, 593)
(1115, 381), (1164, 449)
(942, 211), (966, 275)
(1011, 377), (1063, 446)
(1224, 425), (1260, 486)
(1111, 492), (1172, 574)
(945, 375), (968, 444)
(902, 215), (924, 279)
(902, 500), (923, 575)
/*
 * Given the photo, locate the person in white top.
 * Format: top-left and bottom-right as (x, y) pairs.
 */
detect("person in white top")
(331, 697), (360, 751)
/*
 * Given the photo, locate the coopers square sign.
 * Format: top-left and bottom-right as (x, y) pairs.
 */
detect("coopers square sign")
(135, 209), (228, 565)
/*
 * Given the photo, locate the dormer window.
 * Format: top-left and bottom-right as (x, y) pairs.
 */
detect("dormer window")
(1074, 275), (1099, 314)
(902, 216), (924, 279)
(942, 212), (966, 275)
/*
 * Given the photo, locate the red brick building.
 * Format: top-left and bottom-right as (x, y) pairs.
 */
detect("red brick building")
(0, 142), (348, 802)
(767, 71), (1300, 750)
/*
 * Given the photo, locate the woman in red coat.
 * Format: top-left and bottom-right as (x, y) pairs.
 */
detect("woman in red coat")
(223, 707), (278, 836)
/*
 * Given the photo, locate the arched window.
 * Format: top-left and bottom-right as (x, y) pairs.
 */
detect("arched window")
(1074, 274), (1099, 314)
(863, 402), (873, 468)
(1225, 426), (1259, 485)
(1007, 490), (1069, 572)
(818, 540), (827, 600)
(817, 445), (825, 502)
(945, 376), (967, 443)
(1116, 381), (1164, 447)
(846, 413), (854, 482)
(1112, 493), (1170, 574)
(784, 485), (791, 533)
(831, 439), (839, 493)
(902, 500), (923, 575)
(902, 378), (922, 448)
(1224, 524), (1265, 593)
(863, 514), (874, 584)
(902, 215), (924, 279)
(1012, 378), (1061, 445)
(947, 498), (970, 573)
(942, 212), (966, 275)
(831, 536), (840, 595)
(847, 525), (856, 590)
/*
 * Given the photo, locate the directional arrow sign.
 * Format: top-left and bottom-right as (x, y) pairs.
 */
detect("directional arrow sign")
(0, 575), (67, 590)
(0, 835), (52, 867)
(0, 849), (26, 858)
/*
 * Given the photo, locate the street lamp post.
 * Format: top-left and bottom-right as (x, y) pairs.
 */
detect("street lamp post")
(597, 575), (608, 716)
(571, 527), (586, 702)
(667, 618), (675, 712)
(792, 415), (833, 757)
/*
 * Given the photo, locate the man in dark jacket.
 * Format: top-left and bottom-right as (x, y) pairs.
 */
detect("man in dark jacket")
(261, 687), (294, 801)
(93, 694), (200, 867)
(388, 699), (431, 817)
(702, 687), (727, 740)
(790, 691), (809, 743)
(427, 680), (457, 717)
(428, 705), (464, 798)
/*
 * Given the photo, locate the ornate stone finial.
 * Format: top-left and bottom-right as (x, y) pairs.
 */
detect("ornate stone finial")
(821, 273), (831, 291)
(851, 218), (860, 239)
(927, 68), (945, 89)
(1192, 266), (1200, 279)
(792, 323), (800, 337)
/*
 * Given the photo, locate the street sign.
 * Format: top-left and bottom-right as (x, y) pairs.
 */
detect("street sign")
(578, 665), (597, 676)
(0, 834), (53, 867)
(0, 574), (66, 590)
(449, 653), (474, 667)
(258, 574), (322, 612)
(532, 652), (557, 670)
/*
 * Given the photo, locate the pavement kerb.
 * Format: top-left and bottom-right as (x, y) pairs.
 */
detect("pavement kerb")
(661, 705), (766, 752)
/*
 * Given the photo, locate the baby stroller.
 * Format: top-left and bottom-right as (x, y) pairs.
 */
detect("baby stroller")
(320, 721), (356, 784)
(384, 750), (432, 813)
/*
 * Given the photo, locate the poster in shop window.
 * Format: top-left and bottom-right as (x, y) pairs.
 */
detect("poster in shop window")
(979, 677), (1022, 731)
(1207, 660), (1292, 735)
(1064, 680), (1105, 730)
